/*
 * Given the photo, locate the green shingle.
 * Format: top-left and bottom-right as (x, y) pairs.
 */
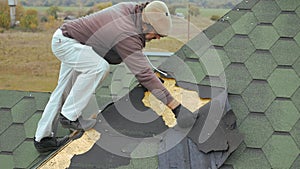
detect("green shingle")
(211, 26), (235, 46)
(232, 12), (257, 35)
(273, 13), (300, 37)
(225, 63), (252, 94)
(292, 57), (300, 77)
(267, 68), (300, 98)
(199, 76), (227, 88)
(24, 112), (42, 138)
(221, 10), (246, 25)
(30, 92), (50, 110)
(0, 90), (26, 108)
(0, 108), (13, 135)
(245, 50), (277, 80)
(184, 60), (206, 84)
(239, 114), (273, 148)
(0, 154), (14, 169)
(291, 155), (300, 169)
(225, 142), (247, 165)
(13, 140), (39, 168)
(296, 6), (300, 18)
(291, 119), (300, 149)
(224, 35), (255, 63)
(215, 48), (231, 69)
(265, 100), (300, 132)
(0, 124), (25, 152)
(248, 25), (279, 50)
(200, 48), (227, 76)
(252, 0), (281, 23)
(235, 0), (259, 10)
(262, 135), (299, 169)
(292, 87), (300, 112)
(231, 148), (271, 169)
(275, 0), (300, 11)
(270, 39), (300, 66)
(11, 97), (36, 123)
(242, 80), (275, 112)
(228, 95), (250, 127)
(295, 31), (300, 46)
(186, 33), (212, 57)
(204, 21), (231, 40)
(181, 45), (198, 59)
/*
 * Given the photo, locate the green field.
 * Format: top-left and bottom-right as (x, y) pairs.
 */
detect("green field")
(176, 8), (230, 18)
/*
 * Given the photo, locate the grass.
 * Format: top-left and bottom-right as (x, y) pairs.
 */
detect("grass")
(0, 8), (226, 92)
(176, 8), (230, 18)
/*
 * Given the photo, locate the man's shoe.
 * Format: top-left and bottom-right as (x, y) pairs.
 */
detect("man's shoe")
(59, 114), (96, 131)
(34, 136), (69, 153)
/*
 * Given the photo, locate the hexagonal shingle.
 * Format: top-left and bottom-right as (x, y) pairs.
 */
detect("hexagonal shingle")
(291, 119), (300, 149)
(0, 155), (14, 169)
(0, 108), (13, 135)
(211, 26), (235, 47)
(232, 12), (257, 35)
(228, 95), (250, 127)
(275, 0), (300, 11)
(245, 50), (277, 80)
(252, 0), (281, 23)
(293, 57), (300, 77)
(184, 60), (206, 84)
(295, 31), (300, 46)
(265, 100), (299, 132)
(231, 148), (271, 169)
(200, 48), (228, 76)
(267, 68), (300, 98)
(242, 80), (275, 113)
(13, 141), (40, 168)
(11, 97), (36, 123)
(239, 114), (274, 148)
(224, 35), (255, 63)
(273, 13), (300, 37)
(0, 124), (25, 152)
(225, 63), (252, 94)
(24, 112), (42, 138)
(291, 155), (300, 169)
(263, 135), (300, 169)
(249, 25), (279, 50)
(292, 87), (300, 112)
(270, 39), (300, 66)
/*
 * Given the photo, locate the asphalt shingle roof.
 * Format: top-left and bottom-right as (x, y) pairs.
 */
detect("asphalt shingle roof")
(1, 0), (300, 168)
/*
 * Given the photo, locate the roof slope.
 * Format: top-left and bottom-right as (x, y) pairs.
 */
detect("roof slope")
(195, 0), (300, 168)
(1, 0), (300, 168)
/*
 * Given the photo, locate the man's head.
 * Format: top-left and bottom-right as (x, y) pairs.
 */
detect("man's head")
(142, 1), (172, 39)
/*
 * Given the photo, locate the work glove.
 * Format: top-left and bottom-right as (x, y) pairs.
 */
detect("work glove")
(172, 104), (197, 128)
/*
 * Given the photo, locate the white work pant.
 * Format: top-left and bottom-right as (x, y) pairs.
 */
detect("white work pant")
(35, 29), (109, 142)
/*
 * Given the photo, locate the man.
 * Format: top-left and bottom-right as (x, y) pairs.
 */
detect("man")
(34, 1), (196, 153)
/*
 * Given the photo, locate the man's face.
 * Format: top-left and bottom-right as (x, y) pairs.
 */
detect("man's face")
(142, 23), (165, 42)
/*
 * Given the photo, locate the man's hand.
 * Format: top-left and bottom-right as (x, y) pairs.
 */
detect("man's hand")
(172, 104), (197, 128)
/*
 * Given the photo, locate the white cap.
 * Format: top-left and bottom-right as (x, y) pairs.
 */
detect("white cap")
(142, 1), (172, 36)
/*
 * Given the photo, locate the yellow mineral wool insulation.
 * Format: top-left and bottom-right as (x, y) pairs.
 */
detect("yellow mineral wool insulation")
(38, 129), (100, 169)
(142, 76), (210, 127)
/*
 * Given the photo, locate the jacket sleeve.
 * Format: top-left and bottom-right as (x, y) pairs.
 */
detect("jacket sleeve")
(114, 35), (174, 105)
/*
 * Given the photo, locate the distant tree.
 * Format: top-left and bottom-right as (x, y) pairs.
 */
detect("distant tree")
(47, 6), (61, 19)
(20, 9), (38, 31)
(168, 5), (176, 15)
(0, 1), (10, 29)
(188, 5), (200, 17)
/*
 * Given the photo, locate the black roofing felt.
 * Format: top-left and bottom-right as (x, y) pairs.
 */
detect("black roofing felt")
(69, 84), (242, 169)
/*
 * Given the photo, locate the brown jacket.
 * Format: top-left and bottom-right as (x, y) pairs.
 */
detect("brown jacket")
(60, 2), (175, 106)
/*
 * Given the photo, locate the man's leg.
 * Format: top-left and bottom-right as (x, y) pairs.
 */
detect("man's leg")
(59, 44), (109, 126)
